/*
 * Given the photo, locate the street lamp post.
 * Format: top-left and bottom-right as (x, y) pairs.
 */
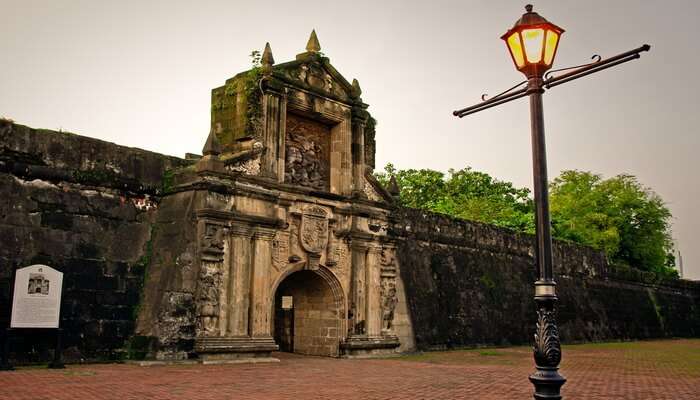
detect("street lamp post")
(453, 5), (650, 400)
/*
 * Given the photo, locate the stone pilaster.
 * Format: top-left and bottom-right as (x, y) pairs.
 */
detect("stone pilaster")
(196, 221), (279, 361)
(261, 92), (282, 179)
(277, 92), (288, 182)
(330, 118), (353, 196)
(349, 240), (369, 335)
(228, 224), (253, 336)
(249, 227), (276, 338)
(366, 245), (383, 337)
(351, 114), (366, 196)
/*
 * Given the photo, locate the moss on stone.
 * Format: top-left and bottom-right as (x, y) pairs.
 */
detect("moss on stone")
(161, 169), (175, 194)
(130, 224), (157, 321)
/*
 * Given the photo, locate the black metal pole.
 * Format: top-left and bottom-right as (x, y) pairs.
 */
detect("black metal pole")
(527, 77), (565, 399)
(1, 266), (16, 371)
(0, 329), (13, 371)
(48, 328), (65, 369)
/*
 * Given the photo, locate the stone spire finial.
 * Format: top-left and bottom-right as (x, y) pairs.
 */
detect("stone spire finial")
(202, 128), (222, 156)
(262, 42), (274, 66)
(306, 29), (321, 53)
(351, 78), (362, 98)
(388, 175), (400, 198)
(197, 128), (225, 173)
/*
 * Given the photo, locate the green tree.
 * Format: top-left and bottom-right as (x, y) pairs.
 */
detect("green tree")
(377, 164), (676, 277)
(549, 170), (675, 275)
(376, 164), (534, 231)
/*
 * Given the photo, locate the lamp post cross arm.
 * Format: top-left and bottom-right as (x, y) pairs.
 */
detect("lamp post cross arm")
(452, 44), (651, 118)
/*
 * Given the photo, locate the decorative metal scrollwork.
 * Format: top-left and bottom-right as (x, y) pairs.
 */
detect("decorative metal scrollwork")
(481, 80), (528, 102)
(533, 306), (562, 367)
(544, 54), (602, 80)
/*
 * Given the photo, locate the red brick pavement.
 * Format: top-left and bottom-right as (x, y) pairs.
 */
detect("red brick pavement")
(0, 339), (698, 400)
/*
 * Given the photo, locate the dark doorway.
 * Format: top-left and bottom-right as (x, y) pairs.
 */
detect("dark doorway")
(273, 270), (339, 357)
(274, 296), (294, 352)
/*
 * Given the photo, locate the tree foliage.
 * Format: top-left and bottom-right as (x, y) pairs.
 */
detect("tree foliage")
(375, 164), (534, 232)
(376, 165), (676, 277)
(549, 170), (675, 276)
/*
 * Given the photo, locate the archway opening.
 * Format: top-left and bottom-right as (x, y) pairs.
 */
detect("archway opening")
(273, 270), (340, 357)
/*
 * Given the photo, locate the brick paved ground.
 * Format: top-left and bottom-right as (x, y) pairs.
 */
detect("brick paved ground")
(1, 339), (698, 400)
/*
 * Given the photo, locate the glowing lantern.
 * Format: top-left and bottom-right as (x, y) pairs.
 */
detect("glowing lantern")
(501, 4), (564, 78)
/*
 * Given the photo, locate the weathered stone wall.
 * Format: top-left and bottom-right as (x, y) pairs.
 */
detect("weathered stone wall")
(2, 120), (698, 363)
(393, 208), (700, 350)
(0, 121), (188, 362)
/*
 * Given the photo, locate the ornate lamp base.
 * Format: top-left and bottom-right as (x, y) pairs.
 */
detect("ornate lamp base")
(529, 367), (566, 400)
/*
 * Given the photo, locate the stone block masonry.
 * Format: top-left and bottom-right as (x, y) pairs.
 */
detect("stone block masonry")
(0, 120), (188, 362)
(392, 208), (700, 350)
(0, 121), (700, 363)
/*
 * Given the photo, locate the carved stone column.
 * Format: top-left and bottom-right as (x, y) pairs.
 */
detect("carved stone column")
(366, 245), (383, 337)
(349, 240), (369, 336)
(249, 227), (276, 338)
(351, 113), (367, 196)
(277, 92), (288, 181)
(341, 239), (400, 357)
(261, 91), (284, 180)
(228, 224), (253, 336)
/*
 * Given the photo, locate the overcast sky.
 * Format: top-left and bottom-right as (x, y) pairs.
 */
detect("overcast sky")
(2, 0), (698, 279)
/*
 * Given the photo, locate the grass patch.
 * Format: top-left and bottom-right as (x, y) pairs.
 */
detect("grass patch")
(394, 339), (700, 375)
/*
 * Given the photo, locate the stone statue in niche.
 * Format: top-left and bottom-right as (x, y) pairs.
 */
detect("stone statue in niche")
(380, 278), (398, 333)
(380, 248), (398, 334)
(196, 262), (221, 336)
(284, 113), (330, 191)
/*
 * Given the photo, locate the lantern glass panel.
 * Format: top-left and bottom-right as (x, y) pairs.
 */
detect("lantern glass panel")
(522, 28), (545, 63)
(507, 32), (525, 67)
(543, 30), (559, 66)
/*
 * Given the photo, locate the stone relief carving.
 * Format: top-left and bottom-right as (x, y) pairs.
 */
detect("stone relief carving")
(379, 248), (398, 334)
(300, 206), (329, 254)
(196, 261), (222, 336)
(201, 223), (224, 254)
(226, 156), (261, 175)
(272, 231), (290, 271)
(300, 206), (329, 269)
(197, 222), (226, 336)
(288, 215), (303, 263)
(332, 239), (350, 278)
(368, 218), (388, 234)
(325, 220), (338, 266)
(284, 113), (330, 191)
(298, 64), (335, 93)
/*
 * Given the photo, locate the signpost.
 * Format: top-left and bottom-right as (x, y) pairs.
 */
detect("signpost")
(1, 264), (65, 370)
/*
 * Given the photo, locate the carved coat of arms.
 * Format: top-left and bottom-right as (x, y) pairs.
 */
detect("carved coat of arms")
(300, 205), (329, 254)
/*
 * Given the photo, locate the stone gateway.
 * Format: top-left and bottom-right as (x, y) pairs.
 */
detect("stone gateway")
(134, 31), (413, 361)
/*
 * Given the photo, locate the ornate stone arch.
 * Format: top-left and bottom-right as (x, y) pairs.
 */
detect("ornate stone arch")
(270, 264), (347, 345)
